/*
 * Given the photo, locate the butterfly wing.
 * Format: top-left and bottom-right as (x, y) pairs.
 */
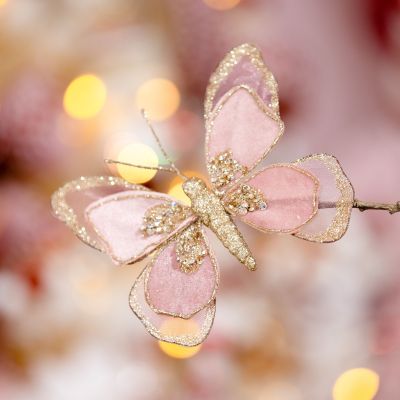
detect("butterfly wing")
(205, 44), (284, 191)
(222, 155), (354, 242)
(292, 154), (354, 242)
(130, 222), (218, 346)
(223, 164), (320, 233)
(52, 176), (196, 265)
(51, 176), (148, 251)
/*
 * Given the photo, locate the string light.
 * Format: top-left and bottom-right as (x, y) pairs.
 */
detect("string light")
(63, 74), (107, 120)
(203, 0), (241, 11)
(135, 79), (180, 121)
(116, 143), (158, 184)
(333, 368), (380, 400)
(158, 318), (202, 359)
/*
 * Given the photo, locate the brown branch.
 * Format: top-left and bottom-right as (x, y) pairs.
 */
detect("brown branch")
(319, 200), (400, 214)
(353, 199), (400, 214)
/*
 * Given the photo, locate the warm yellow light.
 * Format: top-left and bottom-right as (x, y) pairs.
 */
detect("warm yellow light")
(0, 0), (8, 7)
(167, 171), (206, 205)
(135, 78), (180, 121)
(203, 0), (240, 10)
(168, 183), (191, 206)
(64, 74), (107, 120)
(333, 368), (380, 400)
(158, 318), (202, 359)
(117, 143), (158, 184)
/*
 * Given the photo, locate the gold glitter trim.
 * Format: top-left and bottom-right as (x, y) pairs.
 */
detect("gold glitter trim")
(205, 85), (285, 192)
(144, 221), (219, 319)
(293, 154), (354, 242)
(129, 266), (216, 347)
(51, 176), (147, 251)
(85, 192), (195, 265)
(225, 164), (320, 234)
(204, 43), (280, 119)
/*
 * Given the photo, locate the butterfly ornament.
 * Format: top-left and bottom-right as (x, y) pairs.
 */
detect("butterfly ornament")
(52, 44), (399, 347)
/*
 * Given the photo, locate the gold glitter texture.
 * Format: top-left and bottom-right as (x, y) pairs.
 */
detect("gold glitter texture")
(141, 201), (191, 236)
(182, 178), (256, 271)
(207, 150), (246, 189)
(224, 183), (268, 216)
(176, 222), (207, 273)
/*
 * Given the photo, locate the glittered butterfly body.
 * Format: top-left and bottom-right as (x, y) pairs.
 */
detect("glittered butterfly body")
(51, 44), (354, 346)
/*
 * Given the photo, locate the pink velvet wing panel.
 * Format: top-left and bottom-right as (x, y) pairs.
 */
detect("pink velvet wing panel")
(293, 154), (354, 242)
(205, 43), (280, 120)
(145, 223), (219, 319)
(224, 164), (320, 233)
(206, 86), (284, 190)
(85, 191), (196, 265)
(51, 176), (149, 251)
(130, 265), (216, 347)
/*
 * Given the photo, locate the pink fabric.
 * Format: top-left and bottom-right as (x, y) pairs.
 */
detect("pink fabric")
(65, 183), (146, 250)
(85, 191), (194, 265)
(130, 267), (216, 346)
(207, 88), (280, 173)
(293, 156), (354, 241)
(238, 165), (319, 232)
(213, 57), (272, 109)
(145, 240), (218, 318)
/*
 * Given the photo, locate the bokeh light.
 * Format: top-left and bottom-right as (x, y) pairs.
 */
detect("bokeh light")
(63, 74), (107, 120)
(333, 368), (380, 400)
(0, 0), (8, 7)
(158, 318), (202, 359)
(135, 78), (180, 121)
(203, 0), (241, 11)
(117, 143), (158, 184)
(167, 171), (206, 205)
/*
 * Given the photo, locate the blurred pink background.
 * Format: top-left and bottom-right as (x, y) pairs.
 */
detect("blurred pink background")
(0, 0), (399, 399)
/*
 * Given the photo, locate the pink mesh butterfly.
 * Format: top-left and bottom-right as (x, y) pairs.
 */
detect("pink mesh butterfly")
(51, 44), (354, 347)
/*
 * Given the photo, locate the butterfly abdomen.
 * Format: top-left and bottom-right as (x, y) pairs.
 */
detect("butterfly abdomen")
(182, 178), (256, 271)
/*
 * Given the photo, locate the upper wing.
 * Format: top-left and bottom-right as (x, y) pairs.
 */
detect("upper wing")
(51, 176), (196, 265)
(222, 155), (354, 242)
(204, 44), (284, 191)
(130, 222), (218, 346)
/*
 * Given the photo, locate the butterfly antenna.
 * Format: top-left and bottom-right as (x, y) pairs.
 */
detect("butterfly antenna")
(140, 109), (187, 180)
(104, 159), (178, 174)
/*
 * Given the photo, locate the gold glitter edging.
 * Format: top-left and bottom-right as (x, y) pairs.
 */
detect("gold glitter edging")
(129, 266), (216, 347)
(293, 154), (354, 243)
(205, 85), (285, 192)
(143, 221), (220, 320)
(85, 191), (196, 265)
(224, 164), (320, 234)
(204, 43), (280, 120)
(51, 176), (148, 251)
